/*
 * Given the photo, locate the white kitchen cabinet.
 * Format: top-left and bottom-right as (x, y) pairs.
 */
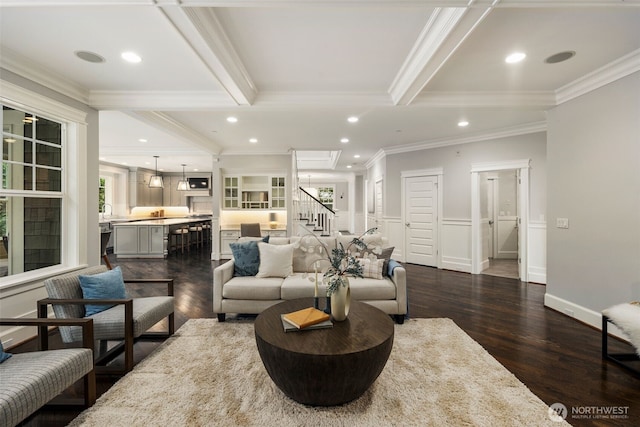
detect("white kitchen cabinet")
(220, 230), (240, 257)
(114, 225), (166, 258)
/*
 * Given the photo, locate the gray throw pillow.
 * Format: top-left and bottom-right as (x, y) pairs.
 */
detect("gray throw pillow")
(377, 247), (395, 277)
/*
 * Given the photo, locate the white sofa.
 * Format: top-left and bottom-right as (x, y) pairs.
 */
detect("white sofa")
(213, 235), (407, 324)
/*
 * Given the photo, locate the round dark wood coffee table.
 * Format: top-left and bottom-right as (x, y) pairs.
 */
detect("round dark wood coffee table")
(254, 298), (394, 406)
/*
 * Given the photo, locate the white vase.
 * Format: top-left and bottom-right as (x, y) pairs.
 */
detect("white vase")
(330, 277), (351, 321)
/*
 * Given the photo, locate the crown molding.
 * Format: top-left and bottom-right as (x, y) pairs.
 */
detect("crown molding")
(159, 6), (257, 105)
(413, 90), (556, 107)
(364, 149), (387, 169)
(255, 91), (392, 106)
(89, 90), (236, 110)
(555, 48), (640, 105)
(127, 111), (222, 154)
(0, 48), (90, 105)
(383, 121), (547, 156)
(0, 80), (88, 123)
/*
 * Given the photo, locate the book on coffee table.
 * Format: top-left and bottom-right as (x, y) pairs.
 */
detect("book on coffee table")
(282, 307), (331, 329)
(281, 314), (333, 332)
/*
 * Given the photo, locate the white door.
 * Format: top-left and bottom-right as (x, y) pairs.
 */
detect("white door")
(404, 176), (438, 266)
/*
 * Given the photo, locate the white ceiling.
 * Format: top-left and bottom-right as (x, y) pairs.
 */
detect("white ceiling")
(1, 1), (639, 173)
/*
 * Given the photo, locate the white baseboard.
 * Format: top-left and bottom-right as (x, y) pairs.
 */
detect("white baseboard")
(544, 293), (628, 341)
(442, 256), (471, 273)
(528, 266), (547, 284)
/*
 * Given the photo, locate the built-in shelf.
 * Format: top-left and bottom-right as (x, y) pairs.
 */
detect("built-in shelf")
(223, 174), (286, 210)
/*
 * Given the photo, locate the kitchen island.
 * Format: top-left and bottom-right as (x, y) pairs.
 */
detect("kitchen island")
(113, 217), (211, 259)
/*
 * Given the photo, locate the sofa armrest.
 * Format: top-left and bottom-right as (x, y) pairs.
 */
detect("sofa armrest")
(37, 298), (133, 349)
(0, 317), (94, 352)
(389, 266), (407, 315)
(213, 260), (235, 314)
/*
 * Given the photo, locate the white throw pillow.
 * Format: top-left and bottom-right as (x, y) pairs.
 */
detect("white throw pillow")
(257, 242), (294, 278)
(360, 258), (384, 280)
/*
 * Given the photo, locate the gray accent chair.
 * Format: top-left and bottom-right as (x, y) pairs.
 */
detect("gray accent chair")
(38, 265), (175, 374)
(0, 317), (96, 427)
(240, 223), (262, 237)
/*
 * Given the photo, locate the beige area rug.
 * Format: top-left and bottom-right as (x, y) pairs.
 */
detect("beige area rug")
(69, 318), (568, 427)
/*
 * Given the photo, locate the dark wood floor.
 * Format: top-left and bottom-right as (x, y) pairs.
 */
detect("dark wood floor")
(13, 248), (640, 426)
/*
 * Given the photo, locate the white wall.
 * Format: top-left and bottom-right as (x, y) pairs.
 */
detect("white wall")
(545, 71), (640, 329)
(368, 133), (546, 277)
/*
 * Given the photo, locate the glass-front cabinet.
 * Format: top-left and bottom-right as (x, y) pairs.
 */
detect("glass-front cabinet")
(223, 176), (239, 208)
(271, 177), (285, 209)
(222, 174), (285, 210)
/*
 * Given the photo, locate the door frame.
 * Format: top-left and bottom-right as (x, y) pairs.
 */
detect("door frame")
(401, 168), (443, 267)
(471, 159), (530, 281)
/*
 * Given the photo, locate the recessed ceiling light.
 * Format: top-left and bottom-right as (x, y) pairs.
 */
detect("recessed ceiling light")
(99, 157), (106, 161)
(75, 50), (105, 63)
(193, 169), (199, 172)
(340, 138), (349, 143)
(249, 138), (258, 143)
(226, 116), (238, 123)
(138, 138), (147, 143)
(347, 116), (359, 123)
(545, 51), (576, 64)
(121, 51), (142, 63)
(505, 52), (526, 64)
(354, 154), (360, 159)
(458, 121), (469, 127)
(121, 162), (128, 165)
(347, 165), (352, 169)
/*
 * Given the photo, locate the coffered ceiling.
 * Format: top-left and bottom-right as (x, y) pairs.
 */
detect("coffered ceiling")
(1, 0), (639, 172)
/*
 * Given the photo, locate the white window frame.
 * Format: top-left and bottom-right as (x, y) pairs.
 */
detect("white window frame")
(0, 81), (88, 289)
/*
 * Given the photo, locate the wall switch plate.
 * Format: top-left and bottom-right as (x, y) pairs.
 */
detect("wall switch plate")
(556, 218), (569, 229)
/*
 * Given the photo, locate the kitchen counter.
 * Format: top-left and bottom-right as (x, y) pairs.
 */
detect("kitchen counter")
(114, 218), (207, 227)
(113, 217), (211, 259)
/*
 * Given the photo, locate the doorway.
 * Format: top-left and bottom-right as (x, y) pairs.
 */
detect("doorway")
(471, 160), (530, 281)
(481, 170), (519, 279)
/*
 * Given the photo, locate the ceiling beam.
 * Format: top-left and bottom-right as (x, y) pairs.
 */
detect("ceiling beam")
(127, 111), (223, 155)
(388, 5), (496, 106)
(158, 6), (257, 105)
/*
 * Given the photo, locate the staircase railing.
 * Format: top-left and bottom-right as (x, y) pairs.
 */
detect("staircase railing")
(295, 186), (336, 236)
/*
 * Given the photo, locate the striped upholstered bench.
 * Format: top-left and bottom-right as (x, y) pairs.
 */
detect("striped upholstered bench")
(0, 318), (95, 427)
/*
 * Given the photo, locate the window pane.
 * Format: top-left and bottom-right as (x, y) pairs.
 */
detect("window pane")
(23, 166), (34, 190)
(35, 168), (61, 191)
(24, 197), (62, 273)
(35, 116), (62, 145)
(36, 143), (62, 167)
(0, 196), (62, 277)
(3, 137), (32, 164)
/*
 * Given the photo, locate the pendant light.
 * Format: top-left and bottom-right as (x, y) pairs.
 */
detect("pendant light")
(176, 164), (190, 191)
(148, 155), (164, 188)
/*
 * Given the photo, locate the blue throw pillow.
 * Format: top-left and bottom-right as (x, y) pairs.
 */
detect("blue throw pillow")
(79, 266), (127, 316)
(387, 259), (402, 277)
(230, 240), (261, 276)
(0, 340), (12, 363)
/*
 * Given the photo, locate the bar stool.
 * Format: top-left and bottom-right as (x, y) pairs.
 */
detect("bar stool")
(189, 223), (204, 249)
(201, 223), (212, 246)
(170, 227), (190, 254)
